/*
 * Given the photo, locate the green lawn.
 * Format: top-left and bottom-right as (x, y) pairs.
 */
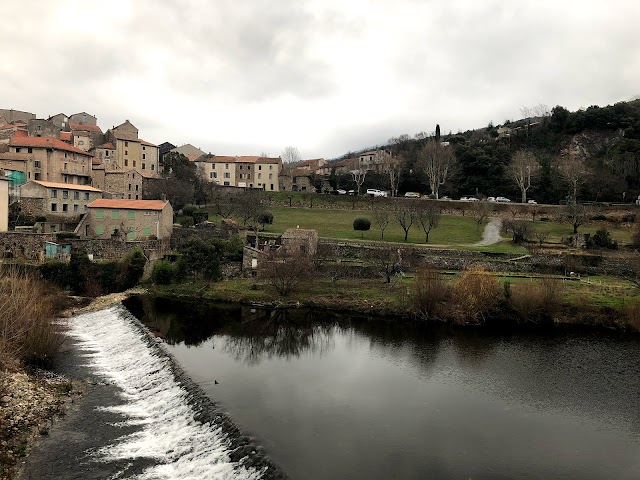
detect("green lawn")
(529, 220), (634, 244)
(261, 206), (484, 245)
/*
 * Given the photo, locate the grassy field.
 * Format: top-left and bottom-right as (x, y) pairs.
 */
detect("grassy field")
(528, 219), (635, 244)
(260, 206), (484, 245)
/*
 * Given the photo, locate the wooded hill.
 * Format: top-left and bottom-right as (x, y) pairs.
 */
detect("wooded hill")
(338, 99), (640, 204)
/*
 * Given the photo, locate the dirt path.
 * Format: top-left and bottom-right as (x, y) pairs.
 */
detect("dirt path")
(473, 218), (503, 246)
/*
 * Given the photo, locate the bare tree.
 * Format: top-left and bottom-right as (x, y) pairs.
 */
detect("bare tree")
(375, 150), (402, 197)
(351, 167), (367, 196)
(415, 201), (441, 243)
(509, 150), (537, 203)
(418, 140), (456, 199)
(281, 146), (301, 164)
(211, 188), (236, 218)
(393, 201), (415, 242)
(564, 202), (592, 234)
(470, 201), (492, 229)
(373, 208), (390, 239)
(259, 248), (314, 296)
(558, 154), (591, 203)
(362, 246), (403, 284)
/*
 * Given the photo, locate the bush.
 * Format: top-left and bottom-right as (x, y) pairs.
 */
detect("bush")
(182, 204), (198, 217)
(258, 211), (274, 229)
(151, 261), (174, 285)
(590, 229), (618, 250)
(509, 278), (563, 324)
(412, 267), (450, 320)
(450, 267), (501, 324)
(178, 239), (222, 280)
(178, 216), (195, 227)
(353, 217), (371, 238)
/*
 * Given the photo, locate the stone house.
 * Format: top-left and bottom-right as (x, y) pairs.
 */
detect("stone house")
(194, 155), (281, 191)
(8, 133), (94, 185)
(242, 228), (318, 274)
(281, 228), (318, 256)
(279, 169), (315, 192)
(0, 176), (8, 231)
(91, 166), (144, 199)
(0, 109), (35, 124)
(69, 123), (103, 152)
(19, 180), (102, 217)
(76, 199), (173, 240)
(102, 120), (159, 174)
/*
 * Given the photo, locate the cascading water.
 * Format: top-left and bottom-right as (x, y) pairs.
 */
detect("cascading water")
(64, 305), (284, 480)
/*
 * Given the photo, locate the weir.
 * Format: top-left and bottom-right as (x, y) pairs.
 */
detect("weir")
(64, 305), (285, 480)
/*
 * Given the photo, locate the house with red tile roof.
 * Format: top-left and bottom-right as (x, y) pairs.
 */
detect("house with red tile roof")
(91, 165), (144, 200)
(76, 198), (173, 240)
(7, 135), (94, 185)
(19, 180), (102, 217)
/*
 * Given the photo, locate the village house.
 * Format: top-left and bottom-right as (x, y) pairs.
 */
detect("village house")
(91, 165), (144, 199)
(102, 120), (159, 174)
(76, 198), (173, 240)
(19, 180), (102, 217)
(193, 154), (281, 191)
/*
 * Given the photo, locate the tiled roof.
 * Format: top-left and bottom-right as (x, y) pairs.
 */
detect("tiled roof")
(60, 131), (71, 142)
(193, 155), (280, 164)
(70, 123), (102, 133)
(88, 199), (168, 211)
(140, 139), (157, 147)
(10, 136), (93, 156)
(96, 142), (115, 149)
(30, 180), (102, 192)
(0, 152), (32, 161)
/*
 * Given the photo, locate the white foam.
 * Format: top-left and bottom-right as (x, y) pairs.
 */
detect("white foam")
(65, 306), (266, 480)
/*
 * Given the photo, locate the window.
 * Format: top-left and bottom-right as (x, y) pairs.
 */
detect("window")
(135, 194), (139, 199)
(73, 204), (78, 213)
(15, 148), (21, 153)
(96, 209), (104, 219)
(64, 163), (68, 171)
(151, 164), (155, 171)
(269, 165), (273, 170)
(112, 210), (120, 219)
(128, 211), (136, 220)
(223, 181), (230, 186)
(96, 225), (104, 235)
(51, 190), (57, 198)
(133, 161), (136, 167)
(210, 172), (217, 179)
(27, 147), (33, 154)
(51, 203), (57, 212)
(125, 160), (128, 167)
(258, 165), (262, 170)
(128, 184), (132, 191)
(34, 173), (40, 180)
(84, 205), (87, 212)
(125, 150), (128, 155)
(269, 173), (273, 179)
(143, 154), (146, 159)
(105, 150), (109, 157)
(270, 184), (274, 190)
(112, 226), (118, 234)
(127, 226), (135, 240)
(62, 190), (69, 199)
(34, 160), (41, 168)
(135, 185), (139, 191)
(78, 140), (84, 145)
(224, 172), (230, 178)
(84, 192), (89, 200)
(64, 152), (68, 158)
(82, 166), (85, 173)
(73, 191), (79, 200)
(142, 163), (146, 170)
(128, 194), (131, 199)
(143, 227), (152, 236)
(143, 146), (146, 151)
(225, 163), (229, 169)
(62, 204), (68, 212)
(258, 173), (262, 179)
(125, 141), (128, 147)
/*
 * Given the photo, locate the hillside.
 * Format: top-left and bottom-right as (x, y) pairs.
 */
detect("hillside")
(333, 99), (640, 204)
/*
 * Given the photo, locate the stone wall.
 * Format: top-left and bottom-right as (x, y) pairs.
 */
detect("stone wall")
(0, 232), (55, 260)
(70, 238), (168, 260)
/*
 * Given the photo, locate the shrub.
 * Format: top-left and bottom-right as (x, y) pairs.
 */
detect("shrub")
(412, 267), (450, 320)
(182, 204), (198, 217)
(450, 267), (501, 324)
(178, 216), (195, 227)
(178, 239), (222, 280)
(259, 248), (314, 296)
(509, 278), (564, 324)
(353, 217), (371, 238)
(258, 211), (274, 229)
(590, 229), (618, 250)
(151, 261), (174, 285)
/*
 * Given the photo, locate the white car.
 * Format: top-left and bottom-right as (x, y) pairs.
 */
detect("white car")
(366, 188), (387, 197)
(527, 199), (537, 204)
(336, 189), (347, 195)
(404, 192), (421, 198)
(496, 196), (511, 203)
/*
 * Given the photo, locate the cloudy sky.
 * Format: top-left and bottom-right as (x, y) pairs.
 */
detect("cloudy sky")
(1, 0), (638, 159)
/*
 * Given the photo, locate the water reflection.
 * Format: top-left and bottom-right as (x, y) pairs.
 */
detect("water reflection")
(221, 309), (335, 365)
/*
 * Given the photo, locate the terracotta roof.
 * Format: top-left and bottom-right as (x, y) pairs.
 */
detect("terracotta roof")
(193, 155), (280, 164)
(30, 180), (102, 192)
(88, 199), (168, 211)
(140, 139), (157, 147)
(60, 131), (71, 142)
(10, 136), (93, 156)
(96, 142), (116, 149)
(70, 123), (102, 133)
(186, 153), (201, 161)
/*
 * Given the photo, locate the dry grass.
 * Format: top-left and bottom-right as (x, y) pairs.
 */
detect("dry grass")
(0, 268), (63, 369)
(450, 266), (501, 324)
(623, 299), (640, 331)
(509, 278), (564, 323)
(412, 267), (450, 320)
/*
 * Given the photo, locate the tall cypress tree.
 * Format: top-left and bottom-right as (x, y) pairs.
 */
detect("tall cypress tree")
(435, 124), (441, 142)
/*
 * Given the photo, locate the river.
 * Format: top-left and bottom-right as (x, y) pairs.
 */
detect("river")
(124, 296), (640, 480)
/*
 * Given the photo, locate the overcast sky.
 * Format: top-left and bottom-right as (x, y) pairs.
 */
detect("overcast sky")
(1, 0), (638, 159)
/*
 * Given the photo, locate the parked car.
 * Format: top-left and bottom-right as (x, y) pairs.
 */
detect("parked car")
(496, 196), (511, 203)
(460, 196), (479, 201)
(439, 196), (451, 201)
(336, 189), (347, 195)
(347, 190), (355, 195)
(487, 197), (496, 202)
(527, 199), (537, 204)
(366, 188), (387, 197)
(404, 192), (421, 198)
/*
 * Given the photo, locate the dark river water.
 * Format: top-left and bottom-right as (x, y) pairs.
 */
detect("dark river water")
(124, 296), (640, 480)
